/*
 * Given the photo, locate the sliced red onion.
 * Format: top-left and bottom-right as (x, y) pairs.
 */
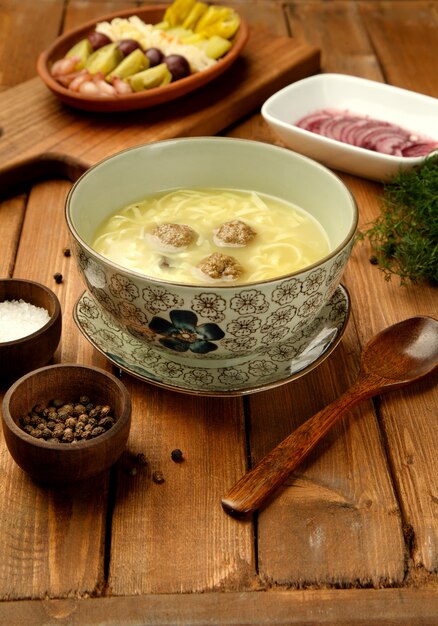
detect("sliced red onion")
(295, 108), (438, 158)
(402, 142), (438, 157)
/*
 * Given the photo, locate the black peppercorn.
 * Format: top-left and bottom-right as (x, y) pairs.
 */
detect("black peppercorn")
(63, 248), (71, 257)
(99, 416), (115, 430)
(170, 448), (184, 463)
(18, 395), (116, 444)
(91, 426), (106, 438)
(53, 272), (63, 284)
(369, 256), (378, 265)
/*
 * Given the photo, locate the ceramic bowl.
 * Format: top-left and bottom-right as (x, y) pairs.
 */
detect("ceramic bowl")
(0, 279), (62, 385)
(36, 5), (248, 113)
(66, 137), (357, 370)
(261, 73), (438, 182)
(2, 364), (131, 484)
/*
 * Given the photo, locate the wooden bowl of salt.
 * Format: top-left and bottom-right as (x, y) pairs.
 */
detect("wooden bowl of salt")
(0, 279), (62, 385)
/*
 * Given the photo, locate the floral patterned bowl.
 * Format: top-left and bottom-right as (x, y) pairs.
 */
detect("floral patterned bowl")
(66, 137), (357, 369)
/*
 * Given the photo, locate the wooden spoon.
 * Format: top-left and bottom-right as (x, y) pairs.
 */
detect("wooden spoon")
(222, 316), (438, 519)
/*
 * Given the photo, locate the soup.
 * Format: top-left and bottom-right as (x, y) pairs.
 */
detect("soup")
(92, 188), (331, 285)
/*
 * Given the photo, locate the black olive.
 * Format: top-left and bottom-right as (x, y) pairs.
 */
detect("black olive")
(118, 39), (141, 56)
(163, 54), (191, 81)
(87, 31), (112, 50)
(145, 47), (164, 67)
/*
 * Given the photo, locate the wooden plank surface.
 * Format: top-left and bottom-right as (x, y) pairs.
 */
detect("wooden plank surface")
(359, 1), (438, 96)
(0, 0), (65, 89)
(286, 0), (383, 80)
(236, 3), (407, 587)
(0, 27), (319, 195)
(247, 0), (438, 585)
(348, 1), (438, 577)
(0, 0), (437, 621)
(1, 588), (438, 625)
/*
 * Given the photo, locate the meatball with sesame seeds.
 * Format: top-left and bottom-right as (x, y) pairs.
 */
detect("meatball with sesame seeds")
(196, 252), (243, 281)
(213, 220), (256, 247)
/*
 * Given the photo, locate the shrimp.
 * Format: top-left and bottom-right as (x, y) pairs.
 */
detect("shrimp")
(50, 55), (80, 77)
(69, 71), (93, 91)
(74, 72), (117, 97)
(94, 79), (117, 96)
(112, 76), (133, 94)
(56, 68), (88, 87)
(78, 80), (100, 95)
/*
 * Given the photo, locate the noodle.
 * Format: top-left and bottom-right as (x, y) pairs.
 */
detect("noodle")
(92, 188), (330, 285)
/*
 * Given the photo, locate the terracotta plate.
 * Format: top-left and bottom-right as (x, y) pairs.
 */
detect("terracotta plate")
(37, 4), (249, 112)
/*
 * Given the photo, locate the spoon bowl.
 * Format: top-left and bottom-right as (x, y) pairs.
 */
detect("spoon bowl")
(361, 316), (438, 383)
(222, 316), (438, 519)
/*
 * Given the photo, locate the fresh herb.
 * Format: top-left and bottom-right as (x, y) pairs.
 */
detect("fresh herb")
(358, 155), (438, 285)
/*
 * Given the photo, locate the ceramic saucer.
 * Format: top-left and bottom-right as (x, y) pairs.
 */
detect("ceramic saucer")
(73, 285), (350, 396)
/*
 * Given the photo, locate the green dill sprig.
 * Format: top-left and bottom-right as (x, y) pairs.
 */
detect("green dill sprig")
(357, 155), (438, 285)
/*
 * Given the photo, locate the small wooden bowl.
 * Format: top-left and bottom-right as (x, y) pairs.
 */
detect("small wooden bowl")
(0, 279), (62, 386)
(2, 364), (132, 484)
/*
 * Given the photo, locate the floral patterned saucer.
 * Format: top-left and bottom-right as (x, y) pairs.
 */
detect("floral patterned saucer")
(73, 285), (350, 396)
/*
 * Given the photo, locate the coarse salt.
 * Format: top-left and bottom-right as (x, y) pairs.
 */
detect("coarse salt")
(0, 299), (51, 342)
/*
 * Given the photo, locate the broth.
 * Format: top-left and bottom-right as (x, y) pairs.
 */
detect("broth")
(92, 188), (331, 285)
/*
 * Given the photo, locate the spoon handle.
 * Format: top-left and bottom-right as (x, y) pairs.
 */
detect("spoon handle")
(221, 377), (376, 519)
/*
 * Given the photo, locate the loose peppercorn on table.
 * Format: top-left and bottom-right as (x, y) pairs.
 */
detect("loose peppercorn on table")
(0, 1), (437, 624)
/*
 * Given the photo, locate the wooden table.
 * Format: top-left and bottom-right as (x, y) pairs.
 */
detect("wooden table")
(0, 1), (437, 623)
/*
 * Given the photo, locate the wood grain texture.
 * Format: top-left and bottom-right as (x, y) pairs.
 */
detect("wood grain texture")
(223, 317), (438, 519)
(2, 364), (131, 484)
(0, 0), (437, 619)
(108, 388), (255, 594)
(359, 1), (438, 96)
(344, 178), (438, 576)
(1, 588), (438, 625)
(285, 0), (383, 79)
(0, 0), (64, 88)
(0, 182), (110, 598)
(249, 324), (406, 586)
(0, 279), (61, 383)
(0, 30), (320, 194)
(0, 196), (26, 277)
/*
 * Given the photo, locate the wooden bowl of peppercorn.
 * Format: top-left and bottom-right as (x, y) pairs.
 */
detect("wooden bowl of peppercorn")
(1, 363), (131, 484)
(0, 278), (62, 386)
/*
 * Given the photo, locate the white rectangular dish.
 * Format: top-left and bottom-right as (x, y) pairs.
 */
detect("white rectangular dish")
(261, 73), (438, 181)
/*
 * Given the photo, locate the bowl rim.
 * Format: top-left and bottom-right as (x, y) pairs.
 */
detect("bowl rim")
(2, 363), (132, 451)
(0, 278), (61, 347)
(65, 136), (359, 289)
(36, 4), (249, 112)
(261, 73), (438, 166)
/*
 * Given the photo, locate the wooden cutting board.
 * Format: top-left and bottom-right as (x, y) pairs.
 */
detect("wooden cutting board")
(0, 27), (319, 196)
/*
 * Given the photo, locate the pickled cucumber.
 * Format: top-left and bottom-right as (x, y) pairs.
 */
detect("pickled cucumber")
(65, 38), (93, 70)
(205, 35), (232, 59)
(127, 64), (172, 91)
(85, 43), (123, 76)
(106, 48), (149, 81)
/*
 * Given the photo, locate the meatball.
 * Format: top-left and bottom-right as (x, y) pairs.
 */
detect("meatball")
(148, 223), (198, 251)
(196, 252), (243, 281)
(213, 220), (256, 247)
